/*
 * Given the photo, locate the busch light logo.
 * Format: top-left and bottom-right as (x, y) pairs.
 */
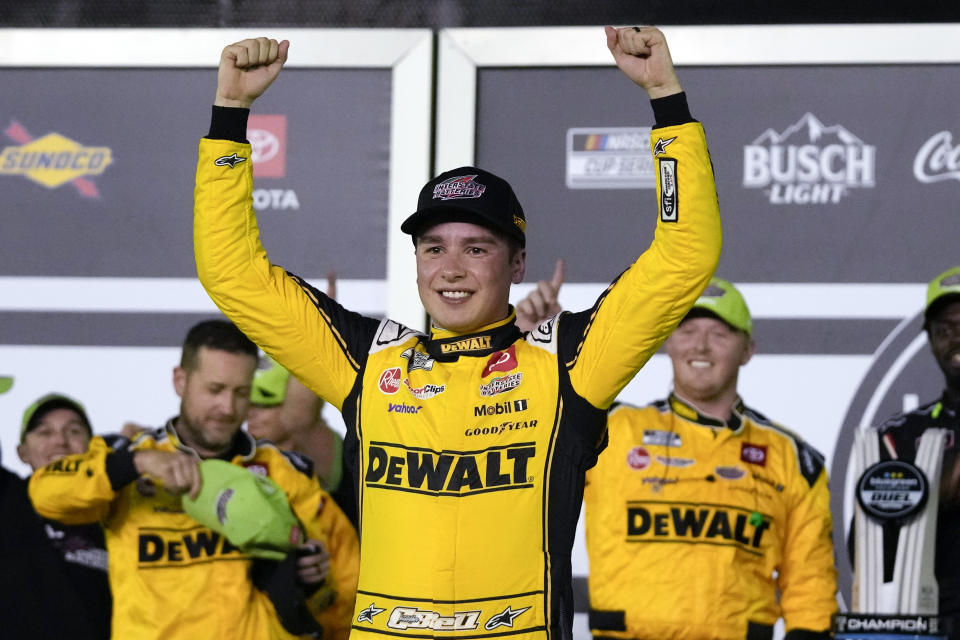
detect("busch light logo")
(914, 131), (960, 184)
(433, 175), (486, 200)
(743, 113), (875, 204)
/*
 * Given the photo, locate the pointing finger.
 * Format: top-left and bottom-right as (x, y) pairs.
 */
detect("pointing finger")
(550, 259), (565, 290)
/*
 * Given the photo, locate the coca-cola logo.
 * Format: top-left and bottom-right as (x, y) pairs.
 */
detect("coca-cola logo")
(378, 368), (402, 394)
(914, 131), (960, 184)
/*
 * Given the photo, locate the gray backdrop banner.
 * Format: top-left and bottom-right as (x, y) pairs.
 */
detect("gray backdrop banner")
(0, 68), (391, 279)
(476, 65), (960, 285)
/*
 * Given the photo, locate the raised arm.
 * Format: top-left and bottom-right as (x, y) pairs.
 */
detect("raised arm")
(559, 26), (722, 410)
(195, 38), (380, 410)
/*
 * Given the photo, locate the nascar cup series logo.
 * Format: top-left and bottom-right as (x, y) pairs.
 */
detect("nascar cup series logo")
(1, 120), (111, 197)
(914, 130), (960, 184)
(743, 113), (875, 204)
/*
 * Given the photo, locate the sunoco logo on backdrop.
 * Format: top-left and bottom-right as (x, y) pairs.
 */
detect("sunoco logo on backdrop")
(914, 130), (960, 184)
(830, 311), (943, 609)
(743, 113), (875, 204)
(0, 120), (111, 197)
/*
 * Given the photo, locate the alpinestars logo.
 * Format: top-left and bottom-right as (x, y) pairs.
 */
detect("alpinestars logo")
(743, 113), (875, 204)
(485, 605), (530, 630)
(357, 603), (386, 623)
(914, 131), (960, 184)
(214, 153), (246, 168)
(433, 175), (486, 200)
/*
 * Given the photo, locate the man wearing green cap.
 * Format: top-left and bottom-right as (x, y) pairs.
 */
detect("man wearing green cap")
(874, 265), (960, 620)
(29, 319), (359, 640)
(248, 358), (355, 525)
(1, 391), (111, 639)
(584, 278), (837, 640)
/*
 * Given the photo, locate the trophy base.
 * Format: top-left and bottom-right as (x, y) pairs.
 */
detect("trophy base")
(833, 614), (951, 640)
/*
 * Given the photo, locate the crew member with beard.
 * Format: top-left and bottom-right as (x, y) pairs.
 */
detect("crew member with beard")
(29, 319), (359, 640)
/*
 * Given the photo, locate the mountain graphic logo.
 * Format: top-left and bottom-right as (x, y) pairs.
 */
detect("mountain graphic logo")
(743, 113), (875, 205)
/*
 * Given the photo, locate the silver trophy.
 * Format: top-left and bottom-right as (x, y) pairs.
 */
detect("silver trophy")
(836, 428), (949, 639)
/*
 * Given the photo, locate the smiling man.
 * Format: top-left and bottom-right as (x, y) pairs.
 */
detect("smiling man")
(585, 278), (837, 640)
(195, 26), (721, 640)
(873, 265), (960, 621)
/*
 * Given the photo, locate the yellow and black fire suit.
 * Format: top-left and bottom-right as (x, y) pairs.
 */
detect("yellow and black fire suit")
(29, 420), (359, 640)
(585, 396), (837, 640)
(194, 94), (721, 640)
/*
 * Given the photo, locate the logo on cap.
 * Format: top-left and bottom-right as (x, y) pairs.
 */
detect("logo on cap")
(433, 175), (486, 200)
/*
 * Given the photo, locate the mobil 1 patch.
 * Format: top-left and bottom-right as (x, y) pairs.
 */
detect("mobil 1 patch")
(643, 429), (682, 447)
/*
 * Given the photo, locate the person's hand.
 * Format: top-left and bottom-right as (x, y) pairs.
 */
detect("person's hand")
(133, 450), (202, 500)
(605, 26), (682, 99)
(296, 539), (331, 585)
(121, 421), (147, 440)
(326, 269), (337, 300)
(215, 37), (290, 109)
(516, 259), (565, 333)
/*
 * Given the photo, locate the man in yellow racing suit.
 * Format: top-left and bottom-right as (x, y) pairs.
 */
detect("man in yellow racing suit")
(29, 320), (359, 640)
(585, 279), (836, 640)
(194, 27), (721, 640)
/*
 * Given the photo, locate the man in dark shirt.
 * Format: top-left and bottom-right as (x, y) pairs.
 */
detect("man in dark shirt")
(876, 265), (960, 620)
(1, 391), (111, 639)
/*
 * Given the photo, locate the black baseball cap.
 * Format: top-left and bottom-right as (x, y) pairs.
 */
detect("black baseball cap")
(401, 166), (526, 247)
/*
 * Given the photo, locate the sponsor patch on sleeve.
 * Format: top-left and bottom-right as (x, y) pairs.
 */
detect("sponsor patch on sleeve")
(658, 157), (678, 222)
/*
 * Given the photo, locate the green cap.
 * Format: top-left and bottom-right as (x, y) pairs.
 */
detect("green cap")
(251, 357), (291, 407)
(925, 266), (960, 320)
(0, 376), (12, 395)
(690, 277), (752, 335)
(21, 393), (92, 443)
(182, 459), (303, 560)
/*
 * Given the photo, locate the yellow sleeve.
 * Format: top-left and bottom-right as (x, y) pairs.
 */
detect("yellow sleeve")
(28, 436), (118, 525)
(194, 138), (378, 410)
(779, 460), (838, 632)
(564, 122), (722, 409)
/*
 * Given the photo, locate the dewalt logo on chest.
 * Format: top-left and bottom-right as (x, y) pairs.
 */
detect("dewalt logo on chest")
(365, 442), (535, 496)
(626, 502), (771, 553)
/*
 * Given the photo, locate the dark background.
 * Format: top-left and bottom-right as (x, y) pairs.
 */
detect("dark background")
(1, 1), (952, 28)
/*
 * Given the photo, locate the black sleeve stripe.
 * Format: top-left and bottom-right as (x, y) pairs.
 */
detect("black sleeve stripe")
(561, 269), (627, 370)
(288, 272), (375, 373)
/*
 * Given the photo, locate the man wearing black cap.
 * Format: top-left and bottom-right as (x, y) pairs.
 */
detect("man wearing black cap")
(195, 26), (721, 640)
(873, 266), (960, 622)
(1, 392), (111, 639)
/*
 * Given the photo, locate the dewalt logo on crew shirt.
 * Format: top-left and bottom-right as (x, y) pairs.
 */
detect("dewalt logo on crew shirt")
(137, 528), (243, 567)
(626, 501), (771, 553)
(365, 441), (536, 496)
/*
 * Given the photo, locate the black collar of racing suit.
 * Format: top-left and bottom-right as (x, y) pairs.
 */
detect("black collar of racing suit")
(163, 417), (257, 462)
(425, 308), (522, 362)
(667, 393), (746, 432)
